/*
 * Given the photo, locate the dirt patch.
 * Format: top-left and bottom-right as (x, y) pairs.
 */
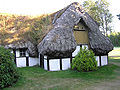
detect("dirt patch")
(85, 59), (120, 90)
(85, 79), (120, 90)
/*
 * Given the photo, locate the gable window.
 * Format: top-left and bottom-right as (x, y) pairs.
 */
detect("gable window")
(73, 22), (89, 45)
(20, 49), (26, 57)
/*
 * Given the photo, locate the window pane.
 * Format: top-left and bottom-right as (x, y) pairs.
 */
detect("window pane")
(20, 49), (26, 57)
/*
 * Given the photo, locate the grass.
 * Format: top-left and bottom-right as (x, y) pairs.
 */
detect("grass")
(3, 60), (120, 90)
(109, 47), (120, 57)
(3, 47), (120, 90)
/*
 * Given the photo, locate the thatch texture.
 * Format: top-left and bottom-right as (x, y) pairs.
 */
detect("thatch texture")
(38, 2), (113, 57)
(83, 12), (113, 55)
(1, 2), (113, 57)
(0, 14), (53, 57)
(5, 41), (38, 57)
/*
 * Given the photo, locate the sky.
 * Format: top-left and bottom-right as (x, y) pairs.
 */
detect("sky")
(0, 0), (120, 32)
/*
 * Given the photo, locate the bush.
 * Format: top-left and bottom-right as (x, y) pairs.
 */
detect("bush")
(72, 47), (98, 72)
(0, 47), (20, 89)
(108, 32), (120, 47)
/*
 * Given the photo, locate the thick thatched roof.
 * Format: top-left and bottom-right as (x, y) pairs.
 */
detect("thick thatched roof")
(0, 14), (53, 57)
(5, 41), (38, 57)
(38, 2), (113, 57)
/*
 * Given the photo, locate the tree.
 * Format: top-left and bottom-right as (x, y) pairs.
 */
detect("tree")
(83, 0), (113, 36)
(0, 47), (20, 89)
(108, 32), (120, 47)
(117, 14), (120, 20)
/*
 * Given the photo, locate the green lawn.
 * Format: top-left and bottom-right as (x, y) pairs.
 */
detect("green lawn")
(3, 47), (120, 90)
(3, 59), (120, 90)
(109, 47), (120, 58)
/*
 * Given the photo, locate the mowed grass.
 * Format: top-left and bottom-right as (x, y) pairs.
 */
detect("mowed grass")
(3, 61), (120, 90)
(109, 47), (120, 57)
(3, 47), (120, 90)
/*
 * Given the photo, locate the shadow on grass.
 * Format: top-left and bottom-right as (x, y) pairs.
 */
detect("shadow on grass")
(43, 64), (118, 80)
(3, 60), (120, 90)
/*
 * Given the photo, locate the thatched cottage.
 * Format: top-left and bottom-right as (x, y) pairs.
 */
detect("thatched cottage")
(1, 2), (113, 71)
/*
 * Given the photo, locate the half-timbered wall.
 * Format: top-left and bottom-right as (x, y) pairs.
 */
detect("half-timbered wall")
(39, 22), (108, 71)
(12, 49), (39, 67)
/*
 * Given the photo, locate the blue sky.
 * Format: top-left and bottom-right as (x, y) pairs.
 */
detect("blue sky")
(0, 0), (120, 32)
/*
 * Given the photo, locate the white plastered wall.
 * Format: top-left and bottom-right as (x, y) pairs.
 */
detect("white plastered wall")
(95, 56), (108, 66)
(16, 57), (26, 67)
(62, 58), (71, 70)
(44, 60), (47, 70)
(40, 44), (108, 71)
(29, 57), (39, 66)
(49, 59), (60, 71)
(82, 45), (88, 49)
(72, 46), (80, 57)
(43, 55), (71, 71)
(95, 56), (100, 66)
(15, 49), (39, 67)
(101, 56), (108, 66)
(16, 50), (20, 57)
(38, 54), (40, 65)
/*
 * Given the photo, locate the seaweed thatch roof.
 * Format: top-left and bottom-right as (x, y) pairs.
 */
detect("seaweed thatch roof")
(0, 2), (113, 57)
(0, 14), (53, 57)
(38, 2), (113, 57)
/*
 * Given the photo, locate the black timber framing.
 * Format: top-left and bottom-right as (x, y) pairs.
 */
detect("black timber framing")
(107, 54), (109, 65)
(99, 56), (101, 66)
(73, 29), (86, 31)
(47, 57), (50, 71)
(80, 44), (82, 48)
(60, 58), (62, 70)
(43, 56), (72, 71)
(26, 57), (29, 66)
(70, 53), (72, 64)
(40, 54), (44, 68)
(13, 49), (16, 65)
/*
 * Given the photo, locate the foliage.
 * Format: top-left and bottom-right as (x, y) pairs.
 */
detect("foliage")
(3, 63), (119, 90)
(72, 47), (97, 72)
(0, 13), (31, 45)
(0, 47), (20, 89)
(108, 32), (120, 47)
(117, 14), (120, 20)
(0, 13), (53, 46)
(83, 0), (113, 36)
(22, 15), (53, 45)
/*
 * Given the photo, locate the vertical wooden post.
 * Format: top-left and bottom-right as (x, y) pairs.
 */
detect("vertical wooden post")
(70, 53), (72, 68)
(40, 54), (44, 68)
(99, 56), (101, 66)
(60, 58), (62, 70)
(80, 44), (82, 48)
(47, 57), (49, 71)
(107, 54), (109, 65)
(13, 49), (16, 65)
(26, 57), (29, 66)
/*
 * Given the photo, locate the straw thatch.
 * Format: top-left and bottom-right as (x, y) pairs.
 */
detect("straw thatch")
(38, 2), (113, 57)
(5, 41), (38, 57)
(1, 2), (113, 57)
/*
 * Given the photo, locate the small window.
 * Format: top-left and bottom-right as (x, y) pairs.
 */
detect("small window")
(20, 49), (26, 57)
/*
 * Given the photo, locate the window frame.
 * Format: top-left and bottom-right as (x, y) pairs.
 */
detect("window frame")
(19, 48), (26, 57)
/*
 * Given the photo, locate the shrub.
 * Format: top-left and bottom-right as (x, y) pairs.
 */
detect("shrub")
(108, 32), (120, 47)
(72, 47), (98, 72)
(0, 47), (20, 89)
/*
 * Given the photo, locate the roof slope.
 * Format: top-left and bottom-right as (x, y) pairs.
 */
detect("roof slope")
(83, 12), (113, 55)
(38, 2), (113, 57)
(0, 14), (53, 57)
